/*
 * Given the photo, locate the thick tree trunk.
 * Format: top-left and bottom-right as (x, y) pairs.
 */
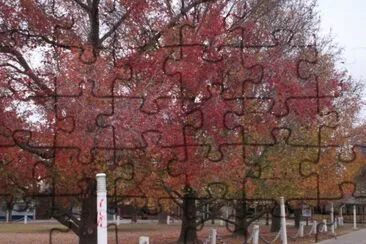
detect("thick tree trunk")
(294, 208), (302, 228)
(234, 200), (248, 238)
(78, 181), (98, 244)
(51, 180), (98, 244)
(177, 193), (198, 244)
(271, 204), (281, 232)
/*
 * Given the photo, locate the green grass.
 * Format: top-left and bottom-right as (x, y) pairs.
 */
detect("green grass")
(0, 223), (68, 233)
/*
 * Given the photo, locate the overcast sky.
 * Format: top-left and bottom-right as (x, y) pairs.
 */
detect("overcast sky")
(318, 0), (366, 120)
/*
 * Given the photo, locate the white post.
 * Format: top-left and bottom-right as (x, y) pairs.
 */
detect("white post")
(210, 228), (217, 244)
(117, 215), (120, 225)
(139, 236), (149, 244)
(330, 203), (335, 234)
(322, 219), (327, 232)
(339, 205), (344, 226)
(24, 209), (28, 224)
(310, 220), (317, 235)
(353, 205), (357, 230)
(167, 215), (171, 225)
(280, 197), (287, 244)
(253, 225), (259, 244)
(5, 209), (10, 223)
(340, 205), (344, 217)
(299, 221), (305, 237)
(96, 173), (108, 244)
(334, 219), (337, 229)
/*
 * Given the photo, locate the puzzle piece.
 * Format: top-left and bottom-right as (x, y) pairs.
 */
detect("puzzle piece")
(299, 145), (364, 201)
(183, 83), (242, 161)
(97, 96), (184, 149)
(106, 131), (185, 199)
(56, 80), (113, 163)
(112, 54), (180, 114)
(225, 96), (340, 147)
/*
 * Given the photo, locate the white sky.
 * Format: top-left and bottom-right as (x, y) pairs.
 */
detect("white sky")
(318, 0), (366, 121)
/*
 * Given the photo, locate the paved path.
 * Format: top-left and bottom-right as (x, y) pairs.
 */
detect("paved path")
(319, 229), (366, 244)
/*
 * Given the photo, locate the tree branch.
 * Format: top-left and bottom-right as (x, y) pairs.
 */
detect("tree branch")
(0, 45), (53, 95)
(52, 212), (81, 236)
(138, 0), (215, 53)
(88, 0), (100, 49)
(99, 9), (130, 44)
(73, 0), (89, 11)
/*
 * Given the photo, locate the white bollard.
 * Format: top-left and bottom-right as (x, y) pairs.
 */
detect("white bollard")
(96, 173), (108, 244)
(139, 236), (149, 244)
(5, 209), (10, 223)
(353, 205), (357, 229)
(330, 203), (335, 234)
(339, 205), (344, 227)
(117, 215), (120, 225)
(167, 215), (171, 225)
(210, 228), (217, 244)
(280, 197), (288, 244)
(299, 221), (305, 237)
(24, 210), (28, 224)
(340, 205), (344, 218)
(322, 219), (327, 232)
(310, 220), (317, 235)
(253, 225), (259, 244)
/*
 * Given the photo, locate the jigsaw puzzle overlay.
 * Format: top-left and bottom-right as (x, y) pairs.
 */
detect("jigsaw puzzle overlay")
(0, 0), (365, 243)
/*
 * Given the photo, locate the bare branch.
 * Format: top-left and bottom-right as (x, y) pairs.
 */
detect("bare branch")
(165, 0), (174, 18)
(139, 0), (215, 53)
(73, 0), (89, 11)
(0, 46), (53, 95)
(99, 9), (130, 44)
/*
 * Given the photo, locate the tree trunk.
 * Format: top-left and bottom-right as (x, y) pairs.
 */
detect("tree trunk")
(158, 212), (167, 224)
(177, 192), (198, 244)
(294, 208), (302, 228)
(51, 180), (98, 244)
(271, 204), (281, 232)
(234, 200), (248, 238)
(79, 181), (98, 244)
(5, 200), (14, 223)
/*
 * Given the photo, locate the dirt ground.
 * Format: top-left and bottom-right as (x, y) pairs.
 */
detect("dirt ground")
(0, 223), (362, 244)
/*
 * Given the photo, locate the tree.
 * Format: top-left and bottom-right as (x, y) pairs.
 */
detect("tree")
(0, 0), (362, 244)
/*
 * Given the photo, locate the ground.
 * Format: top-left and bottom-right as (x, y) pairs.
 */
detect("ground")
(0, 222), (363, 244)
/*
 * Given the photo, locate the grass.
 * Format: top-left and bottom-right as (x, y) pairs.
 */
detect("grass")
(0, 223), (68, 233)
